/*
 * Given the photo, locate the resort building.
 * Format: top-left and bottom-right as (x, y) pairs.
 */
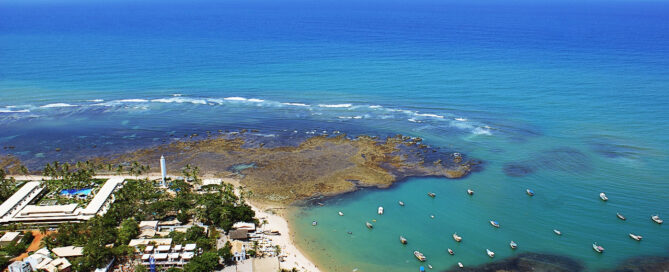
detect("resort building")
(138, 220), (159, 238)
(0, 178), (125, 225)
(12, 247), (73, 272)
(0, 231), (21, 246)
(130, 240), (199, 269)
(7, 261), (31, 272)
(51, 246), (84, 258)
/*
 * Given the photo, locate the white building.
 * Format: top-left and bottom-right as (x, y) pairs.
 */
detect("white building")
(0, 231), (21, 246)
(160, 155), (167, 186)
(0, 178), (125, 225)
(8, 261), (31, 272)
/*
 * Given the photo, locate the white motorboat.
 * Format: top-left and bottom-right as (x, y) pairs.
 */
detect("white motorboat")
(592, 242), (604, 253)
(510, 241), (517, 249)
(553, 229), (562, 235)
(452, 233), (462, 242)
(486, 249), (495, 258)
(616, 212), (626, 220)
(338, 211), (344, 216)
(378, 206), (384, 215)
(400, 236), (408, 244)
(490, 220), (500, 228)
(629, 233), (642, 241)
(467, 189), (474, 195)
(414, 251), (426, 262)
(600, 192), (608, 201)
(399, 201), (405, 206)
(366, 222), (373, 229)
(448, 248), (454, 255)
(652, 215), (663, 224)
(458, 262), (463, 268)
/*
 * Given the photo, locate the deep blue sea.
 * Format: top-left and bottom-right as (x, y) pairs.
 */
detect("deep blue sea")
(1, 0), (668, 271)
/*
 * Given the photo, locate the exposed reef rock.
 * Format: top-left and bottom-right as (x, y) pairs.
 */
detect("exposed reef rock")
(106, 134), (480, 205)
(443, 253), (584, 272)
(604, 256), (669, 272)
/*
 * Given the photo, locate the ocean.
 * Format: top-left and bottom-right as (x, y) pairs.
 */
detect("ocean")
(1, 0), (668, 271)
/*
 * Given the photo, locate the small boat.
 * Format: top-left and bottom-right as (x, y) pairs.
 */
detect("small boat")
(458, 262), (463, 268)
(366, 222), (373, 229)
(490, 220), (500, 228)
(347, 231), (352, 234)
(616, 212), (626, 220)
(486, 249), (495, 258)
(553, 229), (562, 235)
(526, 189), (534, 196)
(452, 233), (462, 242)
(317, 202), (325, 206)
(400, 236), (408, 244)
(414, 251), (426, 262)
(592, 242), (604, 253)
(430, 215), (435, 219)
(629, 233), (643, 241)
(600, 192), (608, 201)
(312, 221), (317, 226)
(447, 248), (454, 255)
(399, 201), (405, 206)
(428, 192), (436, 198)
(652, 215), (663, 224)
(428, 264), (433, 269)
(378, 206), (384, 215)
(338, 211), (344, 216)
(510, 241), (518, 249)
(467, 189), (474, 195)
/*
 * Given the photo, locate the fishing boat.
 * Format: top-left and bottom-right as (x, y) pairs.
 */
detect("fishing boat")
(490, 220), (500, 228)
(452, 233), (462, 242)
(378, 206), (384, 215)
(428, 264), (433, 269)
(428, 192), (436, 198)
(458, 262), (463, 268)
(312, 221), (317, 226)
(592, 242), (604, 253)
(616, 212), (626, 220)
(652, 215), (663, 224)
(486, 249), (495, 258)
(526, 189), (534, 196)
(400, 236), (408, 244)
(553, 229), (562, 235)
(447, 248), (454, 255)
(600, 192), (608, 201)
(414, 251), (427, 262)
(338, 211), (344, 216)
(467, 189), (474, 195)
(629, 233), (643, 241)
(510, 241), (518, 249)
(399, 201), (405, 206)
(366, 222), (373, 229)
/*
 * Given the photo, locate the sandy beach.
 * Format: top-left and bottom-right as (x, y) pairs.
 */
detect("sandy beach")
(251, 204), (321, 272)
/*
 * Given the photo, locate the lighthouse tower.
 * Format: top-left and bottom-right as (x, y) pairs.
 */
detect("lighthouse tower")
(160, 155), (167, 186)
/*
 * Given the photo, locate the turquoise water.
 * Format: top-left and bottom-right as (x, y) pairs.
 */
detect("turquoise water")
(1, 0), (668, 271)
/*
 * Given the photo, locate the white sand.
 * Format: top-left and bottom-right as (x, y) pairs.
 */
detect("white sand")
(253, 205), (321, 272)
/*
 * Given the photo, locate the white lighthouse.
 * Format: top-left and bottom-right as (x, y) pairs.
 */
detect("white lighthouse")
(160, 155), (167, 186)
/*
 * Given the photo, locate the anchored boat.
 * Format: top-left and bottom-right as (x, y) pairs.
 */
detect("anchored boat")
(458, 262), (463, 268)
(447, 248), (454, 255)
(452, 233), (462, 242)
(400, 236), (408, 244)
(414, 251), (427, 262)
(652, 215), (663, 224)
(490, 220), (500, 228)
(526, 189), (534, 196)
(600, 192), (608, 201)
(592, 242), (604, 253)
(553, 229), (562, 235)
(467, 189), (474, 195)
(366, 222), (373, 229)
(312, 221), (317, 226)
(510, 241), (518, 249)
(378, 206), (384, 215)
(428, 192), (436, 198)
(399, 201), (405, 206)
(617, 212), (626, 220)
(486, 249), (495, 258)
(338, 211), (344, 216)
(629, 233), (643, 241)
